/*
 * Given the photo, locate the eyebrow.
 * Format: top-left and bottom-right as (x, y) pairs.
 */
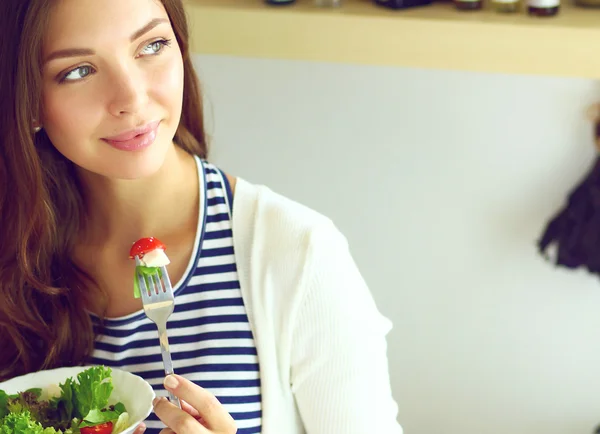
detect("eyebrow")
(45, 18), (170, 63)
(130, 18), (169, 43)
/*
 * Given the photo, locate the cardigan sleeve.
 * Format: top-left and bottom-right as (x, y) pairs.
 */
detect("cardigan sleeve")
(289, 220), (403, 434)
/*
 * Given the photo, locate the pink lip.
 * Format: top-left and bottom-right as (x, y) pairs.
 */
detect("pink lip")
(102, 120), (160, 152)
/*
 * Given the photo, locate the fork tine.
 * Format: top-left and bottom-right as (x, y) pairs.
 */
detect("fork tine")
(159, 265), (174, 296)
(135, 256), (150, 301)
(140, 273), (151, 301)
(151, 273), (162, 295)
(135, 256), (175, 301)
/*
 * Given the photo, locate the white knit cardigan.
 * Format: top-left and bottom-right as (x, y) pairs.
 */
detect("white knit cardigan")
(231, 177), (403, 434)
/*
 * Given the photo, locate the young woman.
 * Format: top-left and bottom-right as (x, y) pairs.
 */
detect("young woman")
(0, 1), (402, 433)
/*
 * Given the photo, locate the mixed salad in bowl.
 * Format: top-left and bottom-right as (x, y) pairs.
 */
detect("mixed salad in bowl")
(0, 366), (148, 434)
(0, 238), (169, 433)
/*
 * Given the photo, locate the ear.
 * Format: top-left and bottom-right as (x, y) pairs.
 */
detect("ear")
(32, 119), (43, 133)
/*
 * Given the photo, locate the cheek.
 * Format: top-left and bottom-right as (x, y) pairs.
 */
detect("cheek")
(42, 85), (101, 148)
(151, 54), (185, 122)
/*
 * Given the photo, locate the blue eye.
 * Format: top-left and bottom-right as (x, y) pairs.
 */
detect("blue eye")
(139, 39), (172, 56)
(61, 65), (94, 83)
(57, 38), (173, 84)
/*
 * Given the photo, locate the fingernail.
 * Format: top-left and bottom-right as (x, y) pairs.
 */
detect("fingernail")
(164, 374), (178, 389)
(152, 397), (163, 407)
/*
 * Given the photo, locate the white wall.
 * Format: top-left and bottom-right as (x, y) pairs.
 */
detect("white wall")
(193, 53), (600, 434)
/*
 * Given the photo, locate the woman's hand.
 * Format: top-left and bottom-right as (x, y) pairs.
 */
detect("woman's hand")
(133, 423), (147, 434)
(153, 374), (237, 434)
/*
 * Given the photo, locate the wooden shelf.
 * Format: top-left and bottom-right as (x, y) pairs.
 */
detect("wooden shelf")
(183, 0), (600, 79)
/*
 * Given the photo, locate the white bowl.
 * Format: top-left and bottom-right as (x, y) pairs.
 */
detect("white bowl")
(0, 365), (155, 434)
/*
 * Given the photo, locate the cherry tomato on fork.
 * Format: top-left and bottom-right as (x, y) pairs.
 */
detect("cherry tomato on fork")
(129, 237), (167, 259)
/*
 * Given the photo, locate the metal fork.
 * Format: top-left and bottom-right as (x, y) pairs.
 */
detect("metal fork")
(135, 256), (181, 408)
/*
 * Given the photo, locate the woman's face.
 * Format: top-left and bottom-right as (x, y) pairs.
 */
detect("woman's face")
(41, 0), (184, 180)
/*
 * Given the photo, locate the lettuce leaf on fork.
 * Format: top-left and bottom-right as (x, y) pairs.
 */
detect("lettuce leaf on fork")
(133, 265), (162, 299)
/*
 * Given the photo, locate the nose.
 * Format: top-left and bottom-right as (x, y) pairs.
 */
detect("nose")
(107, 64), (149, 118)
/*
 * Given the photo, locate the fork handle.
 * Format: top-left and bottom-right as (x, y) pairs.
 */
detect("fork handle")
(158, 324), (182, 409)
(167, 390), (181, 409)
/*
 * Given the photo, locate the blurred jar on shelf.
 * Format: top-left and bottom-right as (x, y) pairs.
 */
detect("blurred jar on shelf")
(492, 0), (519, 12)
(265, 0), (296, 6)
(316, 0), (342, 6)
(527, 0), (559, 15)
(574, 0), (600, 6)
(373, 0), (433, 9)
(454, 0), (483, 10)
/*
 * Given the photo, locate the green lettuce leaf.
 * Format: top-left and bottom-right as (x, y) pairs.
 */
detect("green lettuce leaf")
(71, 367), (113, 420)
(133, 271), (141, 299)
(134, 266), (161, 298)
(25, 389), (42, 398)
(4, 389), (60, 429)
(0, 411), (62, 434)
(0, 391), (9, 419)
(50, 378), (74, 429)
(111, 412), (130, 434)
(79, 410), (122, 428)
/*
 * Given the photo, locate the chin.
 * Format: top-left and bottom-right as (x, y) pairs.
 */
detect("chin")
(71, 140), (172, 181)
(107, 148), (171, 180)
(109, 159), (165, 180)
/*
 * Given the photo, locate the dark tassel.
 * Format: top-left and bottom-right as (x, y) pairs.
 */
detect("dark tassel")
(537, 121), (600, 275)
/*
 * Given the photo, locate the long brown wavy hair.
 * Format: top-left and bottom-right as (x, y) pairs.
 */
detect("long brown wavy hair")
(0, 0), (207, 381)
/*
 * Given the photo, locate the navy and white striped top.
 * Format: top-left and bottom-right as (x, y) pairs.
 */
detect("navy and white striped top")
(90, 158), (262, 434)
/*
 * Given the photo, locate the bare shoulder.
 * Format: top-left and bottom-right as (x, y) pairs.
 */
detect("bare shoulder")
(225, 173), (237, 195)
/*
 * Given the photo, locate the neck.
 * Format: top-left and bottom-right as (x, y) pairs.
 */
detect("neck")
(77, 145), (199, 248)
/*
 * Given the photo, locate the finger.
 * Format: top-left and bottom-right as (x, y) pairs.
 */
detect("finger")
(133, 423), (146, 434)
(180, 399), (201, 418)
(154, 396), (209, 434)
(180, 400), (209, 428)
(159, 429), (175, 434)
(164, 374), (236, 431)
